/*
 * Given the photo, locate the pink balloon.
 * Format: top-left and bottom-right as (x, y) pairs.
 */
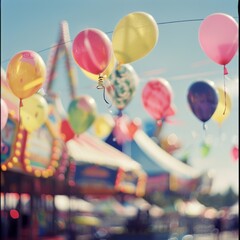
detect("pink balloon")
(142, 78), (174, 120)
(1, 98), (8, 130)
(199, 13), (238, 67)
(113, 115), (131, 144)
(231, 145), (239, 162)
(72, 28), (112, 75)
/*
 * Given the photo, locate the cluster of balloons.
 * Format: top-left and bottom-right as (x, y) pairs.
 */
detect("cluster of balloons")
(187, 80), (232, 128)
(198, 13), (238, 127)
(5, 50), (49, 133)
(142, 78), (175, 126)
(3, 12), (237, 144)
(72, 11), (159, 90)
(199, 13), (238, 75)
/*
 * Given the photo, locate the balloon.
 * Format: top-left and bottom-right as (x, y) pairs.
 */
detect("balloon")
(68, 95), (97, 134)
(187, 80), (218, 123)
(106, 64), (139, 110)
(20, 93), (49, 132)
(60, 119), (75, 142)
(72, 28), (112, 75)
(200, 142), (211, 158)
(81, 54), (116, 81)
(127, 118), (142, 139)
(1, 98), (8, 130)
(199, 13), (238, 71)
(142, 78), (174, 121)
(112, 11), (159, 64)
(6, 50), (46, 102)
(113, 115), (131, 144)
(92, 114), (115, 138)
(211, 87), (232, 125)
(231, 145), (239, 162)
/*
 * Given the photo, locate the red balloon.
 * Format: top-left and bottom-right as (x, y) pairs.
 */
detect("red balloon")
(72, 28), (112, 75)
(60, 119), (75, 142)
(231, 145), (239, 162)
(142, 78), (174, 120)
(127, 118), (142, 139)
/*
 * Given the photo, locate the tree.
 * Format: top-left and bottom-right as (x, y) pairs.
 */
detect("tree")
(197, 186), (238, 210)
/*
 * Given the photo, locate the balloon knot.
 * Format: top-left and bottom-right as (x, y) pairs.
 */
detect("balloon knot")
(157, 119), (163, 126)
(118, 110), (123, 117)
(20, 99), (23, 107)
(223, 65), (228, 75)
(96, 74), (104, 89)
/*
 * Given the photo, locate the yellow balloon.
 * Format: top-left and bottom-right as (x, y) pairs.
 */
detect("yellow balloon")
(92, 114), (115, 138)
(20, 93), (49, 132)
(112, 12), (159, 64)
(81, 54), (116, 81)
(6, 50), (46, 100)
(212, 87), (232, 125)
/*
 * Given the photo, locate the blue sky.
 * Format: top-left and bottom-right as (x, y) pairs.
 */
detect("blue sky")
(1, 0), (239, 194)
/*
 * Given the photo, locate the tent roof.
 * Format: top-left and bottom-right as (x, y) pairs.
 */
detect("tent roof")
(125, 140), (167, 175)
(66, 133), (143, 173)
(132, 130), (201, 179)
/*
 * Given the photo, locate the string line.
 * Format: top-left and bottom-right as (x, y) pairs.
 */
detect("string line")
(2, 16), (238, 65)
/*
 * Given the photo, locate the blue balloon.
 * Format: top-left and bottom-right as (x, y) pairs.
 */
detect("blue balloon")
(187, 80), (218, 123)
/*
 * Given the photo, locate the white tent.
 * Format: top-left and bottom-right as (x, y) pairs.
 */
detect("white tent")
(67, 133), (144, 173)
(134, 130), (201, 179)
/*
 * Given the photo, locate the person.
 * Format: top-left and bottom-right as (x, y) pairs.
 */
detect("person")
(213, 215), (223, 240)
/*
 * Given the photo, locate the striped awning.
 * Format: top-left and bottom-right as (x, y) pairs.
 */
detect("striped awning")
(66, 133), (143, 173)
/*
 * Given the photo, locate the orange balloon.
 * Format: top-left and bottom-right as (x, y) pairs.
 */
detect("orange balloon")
(6, 50), (46, 101)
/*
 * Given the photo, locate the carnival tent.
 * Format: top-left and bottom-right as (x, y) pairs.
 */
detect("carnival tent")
(67, 133), (143, 172)
(107, 129), (203, 194)
(66, 133), (147, 196)
(133, 130), (201, 179)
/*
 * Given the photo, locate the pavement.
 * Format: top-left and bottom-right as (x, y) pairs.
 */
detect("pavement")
(171, 231), (239, 240)
(109, 231), (239, 240)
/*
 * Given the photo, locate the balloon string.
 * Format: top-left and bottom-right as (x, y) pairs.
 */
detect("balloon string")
(19, 100), (22, 128)
(223, 65), (228, 75)
(96, 74), (112, 107)
(97, 74), (104, 89)
(203, 122), (207, 140)
(157, 119), (164, 127)
(103, 86), (111, 107)
(20, 98), (23, 107)
(223, 72), (227, 115)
